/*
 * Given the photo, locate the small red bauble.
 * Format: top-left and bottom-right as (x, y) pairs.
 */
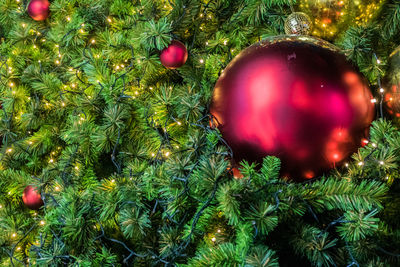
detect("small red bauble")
(160, 40), (188, 69)
(384, 46), (400, 119)
(22, 185), (43, 210)
(210, 36), (375, 181)
(27, 0), (50, 21)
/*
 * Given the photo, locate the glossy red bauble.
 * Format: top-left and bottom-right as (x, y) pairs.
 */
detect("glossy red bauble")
(384, 46), (400, 119)
(160, 40), (188, 69)
(210, 36), (375, 180)
(27, 0), (50, 21)
(22, 185), (43, 210)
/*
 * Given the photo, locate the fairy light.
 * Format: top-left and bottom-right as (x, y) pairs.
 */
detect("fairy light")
(211, 237), (216, 242)
(379, 88), (384, 93)
(12, 233), (16, 238)
(7, 148), (13, 153)
(16, 247), (21, 251)
(357, 161), (364, 166)
(345, 163), (349, 167)
(377, 59), (381, 64)
(107, 17), (112, 23)
(379, 161), (384, 165)
(223, 40), (228, 45)
(49, 158), (54, 163)
(28, 141), (33, 145)
(91, 39), (96, 44)
(55, 186), (60, 191)
(21, 23), (26, 28)
(199, 59), (204, 63)
(177, 121), (182, 125)
(9, 82), (14, 87)
(40, 220), (45, 225)
(0, 204), (2, 209)
(371, 98), (377, 103)
(151, 153), (155, 157)
(66, 16), (71, 21)
(55, 60), (60, 65)
(372, 143), (377, 148)
(165, 151), (170, 157)
(111, 179), (115, 183)
(75, 166), (79, 170)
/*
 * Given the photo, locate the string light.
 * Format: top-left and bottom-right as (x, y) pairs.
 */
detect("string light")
(357, 161), (364, 166)
(211, 237), (216, 242)
(7, 148), (13, 153)
(199, 59), (204, 63)
(66, 16), (71, 21)
(40, 220), (45, 225)
(379, 161), (384, 165)
(371, 99), (377, 103)
(379, 88), (384, 93)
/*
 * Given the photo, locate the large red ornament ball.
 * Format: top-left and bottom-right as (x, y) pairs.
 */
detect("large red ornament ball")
(210, 35), (375, 180)
(384, 46), (400, 119)
(27, 0), (50, 21)
(22, 185), (43, 210)
(160, 40), (188, 69)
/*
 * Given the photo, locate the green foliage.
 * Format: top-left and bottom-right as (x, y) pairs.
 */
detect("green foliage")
(0, 0), (399, 266)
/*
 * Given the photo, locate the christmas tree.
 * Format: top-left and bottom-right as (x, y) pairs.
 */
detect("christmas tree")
(0, 0), (400, 266)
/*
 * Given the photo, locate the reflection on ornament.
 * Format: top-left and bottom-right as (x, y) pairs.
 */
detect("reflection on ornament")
(285, 12), (312, 35)
(297, 0), (386, 40)
(210, 35), (375, 181)
(384, 46), (400, 118)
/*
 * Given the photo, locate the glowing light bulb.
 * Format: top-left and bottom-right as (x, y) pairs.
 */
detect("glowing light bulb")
(211, 237), (216, 242)
(199, 59), (204, 63)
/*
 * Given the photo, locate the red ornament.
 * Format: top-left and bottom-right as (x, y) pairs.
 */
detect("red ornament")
(384, 46), (400, 119)
(210, 36), (375, 181)
(22, 185), (43, 210)
(27, 0), (50, 21)
(160, 40), (188, 69)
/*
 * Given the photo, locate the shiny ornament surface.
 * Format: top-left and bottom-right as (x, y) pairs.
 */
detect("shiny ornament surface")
(160, 40), (188, 69)
(285, 12), (313, 35)
(210, 35), (375, 180)
(384, 46), (400, 119)
(297, 0), (386, 40)
(22, 185), (43, 210)
(27, 0), (50, 21)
